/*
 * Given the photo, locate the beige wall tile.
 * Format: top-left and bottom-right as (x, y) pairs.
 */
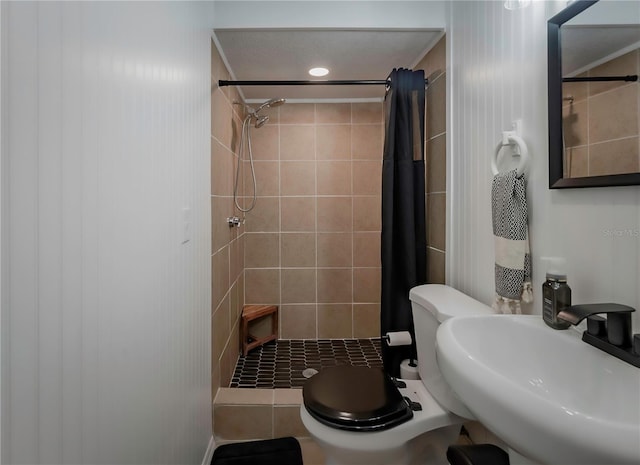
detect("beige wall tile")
(280, 125), (315, 160)
(353, 303), (380, 338)
(229, 235), (244, 284)
(245, 197), (280, 232)
(212, 140), (233, 196)
(317, 232), (352, 267)
(427, 134), (446, 193)
(589, 137), (640, 176)
(246, 161), (279, 197)
(353, 232), (381, 267)
(316, 103), (351, 123)
(562, 71), (589, 104)
(589, 84), (638, 143)
(259, 105), (280, 124)
(281, 197), (316, 232)
(215, 387), (274, 405)
(212, 196), (234, 253)
(317, 268), (352, 303)
(427, 193), (446, 251)
(219, 345), (232, 389)
(353, 196), (381, 232)
(352, 161), (382, 195)
(212, 90), (232, 148)
(351, 124), (383, 160)
(427, 75), (446, 138)
(317, 161), (352, 195)
(280, 304), (317, 339)
(230, 114), (243, 155)
(590, 50), (638, 96)
(212, 247), (230, 312)
(353, 267), (381, 303)
(213, 405), (273, 440)
(250, 125), (279, 161)
(566, 146), (589, 178)
(245, 233), (280, 268)
(281, 161), (316, 195)
(273, 388), (303, 405)
(352, 102), (383, 124)
(212, 293), (230, 366)
(427, 247), (445, 284)
(281, 233), (316, 267)
(563, 100), (588, 148)
(245, 268), (280, 305)
(317, 125), (351, 160)
(420, 35), (446, 82)
(318, 304), (353, 338)
(280, 103), (316, 124)
(317, 197), (353, 232)
(274, 406), (310, 437)
(281, 268), (317, 304)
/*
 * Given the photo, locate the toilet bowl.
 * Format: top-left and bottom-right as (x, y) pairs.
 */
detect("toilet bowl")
(300, 284), (495, 465)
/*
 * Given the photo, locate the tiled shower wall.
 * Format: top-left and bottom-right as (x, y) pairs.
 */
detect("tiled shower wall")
(211, 41), (245, 391)
(563, 48), (640, 177)
(242, 102), (384, 339)
(210, 35), (448, 389)
(417, 36), (447, 284)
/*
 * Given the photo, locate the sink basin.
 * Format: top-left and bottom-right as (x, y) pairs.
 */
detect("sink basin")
(436, 314), (640, 465)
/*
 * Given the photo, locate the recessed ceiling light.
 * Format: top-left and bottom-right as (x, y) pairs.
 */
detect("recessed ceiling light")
(309, 67), (329, 77)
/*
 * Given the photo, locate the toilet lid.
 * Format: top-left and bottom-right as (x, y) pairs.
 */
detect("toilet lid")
(303, 366), (413, 432)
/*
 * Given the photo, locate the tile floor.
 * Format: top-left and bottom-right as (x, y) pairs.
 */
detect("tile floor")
(230, 338), (384, 388)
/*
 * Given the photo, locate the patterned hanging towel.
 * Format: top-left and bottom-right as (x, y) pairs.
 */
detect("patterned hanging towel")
(491, 169), (533, 314)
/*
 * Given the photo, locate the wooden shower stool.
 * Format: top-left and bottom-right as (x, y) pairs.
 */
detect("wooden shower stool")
(240, 305), (279, 356)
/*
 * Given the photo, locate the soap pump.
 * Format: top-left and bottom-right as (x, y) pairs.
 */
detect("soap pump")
(542, 271), (571, 330)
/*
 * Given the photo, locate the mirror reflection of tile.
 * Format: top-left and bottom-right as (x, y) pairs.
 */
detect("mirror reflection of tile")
(562, 49), (639, 178)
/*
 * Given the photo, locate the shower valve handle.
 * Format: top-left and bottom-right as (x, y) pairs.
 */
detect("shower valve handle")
(227, 216), (242, 228)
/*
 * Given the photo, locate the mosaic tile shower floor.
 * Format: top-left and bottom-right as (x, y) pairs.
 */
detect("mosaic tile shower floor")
(230, 339), (384, 389)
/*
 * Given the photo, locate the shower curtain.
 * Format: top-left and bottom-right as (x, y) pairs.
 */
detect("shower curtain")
(381, 68), (427, 377)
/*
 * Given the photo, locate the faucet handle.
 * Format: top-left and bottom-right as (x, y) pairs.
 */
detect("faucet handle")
(586, 315), (606, 337)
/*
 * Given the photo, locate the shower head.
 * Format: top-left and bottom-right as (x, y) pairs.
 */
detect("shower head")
(256, 97), (286, 113)
(254, 115), (269, 128)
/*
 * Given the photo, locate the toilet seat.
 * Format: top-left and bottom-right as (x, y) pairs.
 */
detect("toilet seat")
(302, 366), (413, 432)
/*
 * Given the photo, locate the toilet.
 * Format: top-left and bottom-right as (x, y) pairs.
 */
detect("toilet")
(300, 284), (495, 465)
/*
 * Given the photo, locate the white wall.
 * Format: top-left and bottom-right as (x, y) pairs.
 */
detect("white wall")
(212, 0), (446, 29)
(447, 0), (640, 330)
(1, 2), (213, 463)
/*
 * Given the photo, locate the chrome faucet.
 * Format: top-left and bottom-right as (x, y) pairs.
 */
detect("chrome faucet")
(558, 303), (640, 368)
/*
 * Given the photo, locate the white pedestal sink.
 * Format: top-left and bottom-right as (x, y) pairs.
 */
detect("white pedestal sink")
(436, 314), (640, 465)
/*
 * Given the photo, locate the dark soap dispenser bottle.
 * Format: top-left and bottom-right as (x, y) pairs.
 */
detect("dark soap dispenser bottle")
(542, 272), (571, 330)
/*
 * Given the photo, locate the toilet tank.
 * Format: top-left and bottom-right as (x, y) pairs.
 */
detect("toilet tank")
(409, 284), (495, 418)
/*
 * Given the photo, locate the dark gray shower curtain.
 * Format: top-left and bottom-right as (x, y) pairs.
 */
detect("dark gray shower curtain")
(381, 68), (427, 377)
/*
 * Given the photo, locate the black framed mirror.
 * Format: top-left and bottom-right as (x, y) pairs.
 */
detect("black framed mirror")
(548, 0), (640, 188)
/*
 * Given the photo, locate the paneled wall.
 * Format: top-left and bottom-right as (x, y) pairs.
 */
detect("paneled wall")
(1, 2), (212, 463)
(242, 103), (383, 340)
(447, 1), (640, 329)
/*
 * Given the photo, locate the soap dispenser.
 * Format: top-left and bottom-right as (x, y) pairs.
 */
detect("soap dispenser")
(542, 272), (571, 330)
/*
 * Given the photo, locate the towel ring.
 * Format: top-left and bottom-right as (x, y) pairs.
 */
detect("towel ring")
(492, 134), (528, 178)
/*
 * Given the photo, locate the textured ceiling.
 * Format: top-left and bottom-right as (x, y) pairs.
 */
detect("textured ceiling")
(213, 29), (442, 102)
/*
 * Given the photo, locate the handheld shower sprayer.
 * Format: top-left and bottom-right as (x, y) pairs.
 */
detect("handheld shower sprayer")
(231, 97), (286, 219)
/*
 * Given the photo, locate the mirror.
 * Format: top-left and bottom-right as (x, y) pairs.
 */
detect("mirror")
(548, 0), (640, 188)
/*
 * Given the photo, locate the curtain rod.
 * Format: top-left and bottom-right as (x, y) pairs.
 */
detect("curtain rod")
(218, 79), (429, 87)
(562, 75), (637, 83)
